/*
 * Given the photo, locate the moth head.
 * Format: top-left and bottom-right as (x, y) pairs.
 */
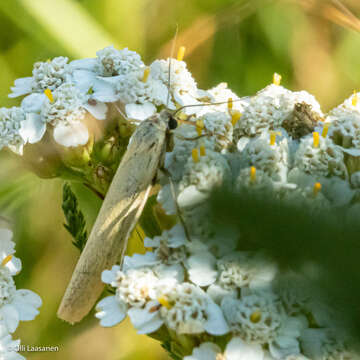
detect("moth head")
(159, 109), (178, 131)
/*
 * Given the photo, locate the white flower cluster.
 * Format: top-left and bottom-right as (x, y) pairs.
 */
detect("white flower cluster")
(2, 45), (211, 152)
(0, 228), (42, 360)
(4, 46), (360, 359)
(90, 49), (360, 359)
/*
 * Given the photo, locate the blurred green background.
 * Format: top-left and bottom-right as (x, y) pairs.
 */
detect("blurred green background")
(1, 0), (360, 359)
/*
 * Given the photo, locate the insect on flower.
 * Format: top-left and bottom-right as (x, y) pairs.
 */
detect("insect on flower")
(57, 40), (245, 323)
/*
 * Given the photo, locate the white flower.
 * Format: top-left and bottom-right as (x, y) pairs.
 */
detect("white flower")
(234, 84), (291, 138)
(240, 133), (289, 182)
(184, 338), (264, 360)
(179, 149), (232, 194)
(206, 82), (250, 114)
(200, 111), (233, 150)
(0, 322), (24, 360)
(143, 224), (188, 265)
(159, 283), (228, 335)
(97, 265), (179, 334)
(0, 229), (41, 334)
(0, 108), (26, 155)
(186, 248), (217, 287)
(9, 57), (71, 98)
(294, 134), (347, 179)
(71, 69), (119, 103)
(164, 124), (216, 182)
(211, 252), (277, 293)
(327, 98), (360, 165)
(98, 69), (169, 119)
(221, 291), (283, 343)
(150, 58), (199, 111)
(125, 103), (157, 121)
(96, 46), (144, 77)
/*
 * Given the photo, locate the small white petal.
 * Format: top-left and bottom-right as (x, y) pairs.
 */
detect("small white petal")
(178, 186), (208, 209)
(19, 113), (46, 144)
(92, 78), (119, 102)
(127, 301), (164, 334)
(8, 77), (33, 98)
(123, 252), (159, 271)
(101, 265), (120, 284)
(95, 296), (127, 327)
(125, 102), (156, 121)
(72, 70), (97, 94)
(184, 342), (219, 360)
(53, 121), (89, 147)
(12, 290), (42, 321)
(187, 252), (217, 287)
(204, 301), (229, 335)
(167, 224), (188, 248)
(70, 58), (98, 71)
(225, 337), (264, 360)
(154, 264), (184, 283)
(83, 101), (107, 120)
(207, 284), (237, 305)
(0, 305), (20, 333)
(21, 93), (46, 113)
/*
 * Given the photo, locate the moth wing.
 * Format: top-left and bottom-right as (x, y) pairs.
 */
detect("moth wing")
(57, 118), (166, 323)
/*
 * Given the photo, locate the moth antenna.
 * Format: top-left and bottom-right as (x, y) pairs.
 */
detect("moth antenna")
(174, 132), (231, 146)
(173, 98), (248, 117)
(167, 24), (179, 108)
(160, 167), (192, 242)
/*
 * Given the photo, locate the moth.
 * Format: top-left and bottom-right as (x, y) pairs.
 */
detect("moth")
(57, 108), (179, 323)
(57, 56), (241, 324)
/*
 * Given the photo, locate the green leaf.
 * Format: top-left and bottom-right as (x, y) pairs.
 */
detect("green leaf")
(62, 183), (88, 251)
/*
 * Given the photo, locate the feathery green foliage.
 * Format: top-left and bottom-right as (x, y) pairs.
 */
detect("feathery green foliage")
(62, 182), (88, 251)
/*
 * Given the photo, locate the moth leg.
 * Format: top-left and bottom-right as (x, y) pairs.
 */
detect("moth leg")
(174, 133), (231, 146)
(174, 133), (208, 141)
(159, 167), (192, 242)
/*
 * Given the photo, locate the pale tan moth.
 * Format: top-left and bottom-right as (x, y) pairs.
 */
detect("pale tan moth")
(57, 43), (243, 323)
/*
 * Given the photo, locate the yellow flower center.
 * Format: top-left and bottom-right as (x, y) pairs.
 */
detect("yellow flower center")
(44, 88), (54, 103)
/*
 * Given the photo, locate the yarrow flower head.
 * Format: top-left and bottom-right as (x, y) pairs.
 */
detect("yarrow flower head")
(0, 107), (26, 155)
(96, 46), (144, 77)
(9, 57), (71, 98)
(0, 228), (41, 360)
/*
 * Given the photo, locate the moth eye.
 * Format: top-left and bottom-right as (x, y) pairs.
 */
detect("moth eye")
(168, 116), (178, 130)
